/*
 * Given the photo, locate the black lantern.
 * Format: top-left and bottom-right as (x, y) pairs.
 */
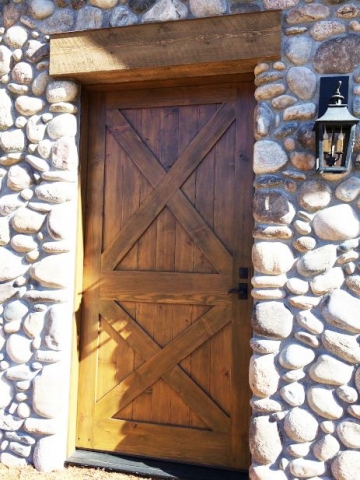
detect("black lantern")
(315, 81), (359, 173)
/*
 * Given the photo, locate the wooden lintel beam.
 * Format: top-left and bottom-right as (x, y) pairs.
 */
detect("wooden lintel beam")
(50, 11), (281, 85)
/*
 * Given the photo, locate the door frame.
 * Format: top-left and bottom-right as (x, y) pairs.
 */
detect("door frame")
(57, 12), (281, 465)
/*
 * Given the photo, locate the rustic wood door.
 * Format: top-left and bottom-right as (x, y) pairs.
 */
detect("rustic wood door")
(77, 81), (254, 470)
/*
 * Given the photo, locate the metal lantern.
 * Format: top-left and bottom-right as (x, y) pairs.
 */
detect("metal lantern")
(315, 81), (359, 173)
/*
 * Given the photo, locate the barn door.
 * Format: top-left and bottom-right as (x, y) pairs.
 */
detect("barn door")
(77, 81), (254, 470)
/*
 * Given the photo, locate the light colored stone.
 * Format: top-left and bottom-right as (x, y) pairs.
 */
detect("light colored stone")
(38, 139), (53, 159)
(310, 267), (344, 295)
(33, 363), (65, 419)
(293, 236), (317, 253)
(110, 6), (138, 27)
(252, 301), (293, 339)
(0, 45), (12, 76)
(89, 0), (118, 7)
(287, 67), (316, 100)
(320, 420), (335, 434)
(252, 242), (294, 275)
(322, 329), (360, 364)
(280, 382), (305, 406)
(289, 458), (326, 478)
(287, 442), (312, 458)
(26, 116), (47, 144)
(313, 204), (360, 241)
(9, 440), (32, 456)
(7, 165), (33, 191)
(33, 434), (65, 472)
(0, 217), (10, 246)
(0, 374), (14, 409)
(0, 248), (28, 282)
(284, 408), (318, 442)
(11, 62), (33, 85)
(254, 102), (274, 139)
(346, 275), (360, 296)
(25, 154), (49, 172)
(0, 452), (26, 467)
(310, 354), (353, 386)
(336, 385), (358, 404)
(263, 0), (298, 8)
(311, 21), (346, 41)
(6, 334), (33, 364)
(251, 274), (287, 289)
(43, 303), (70, 351)
(288, 295), (321, 309)
(286, 278), (308, 295)
(0, 90), (14, 131)
(284, 37), (312, 65)
(250, 415), (282, 465)
(4, 26), (28, 48)
(47, 114), (77, 140)
(74, 6), (103, 30)
(250, 338), (281, 354)
(11, 235), (38, 253)
(272, 95), (297, 110)
(249, 354), (279, 398)
(250, 397), (284, 414)
(11, 207), (46, 234)
(253, 140), (288, 174)
(142, 0), (188, 22)
(331, 451), (360, 480)
(335, 176), (360, 202)
(297, 180), (332, 212)
(23, 312), (45, 339)
(252, 225), (293, 239)
(322, 289), (360, 333)
(32, 71), (51, 97)
(251, 289), (285, 300)
(51, 136), (78, 170)
(35, 182), (75, 203)
(290, 151), (316, 170)
(297, 245), (336, 278)
(337, 419), (360, 449)
(189, 0), (227, 17)
(295, 331), (319, 348)
(337, 251), (359, 266)
(287, 3), (330, 23)
(279, 343), (315, 370)
(30, 253), (73, 289)
(46, 81), (79, 104)
(15, 96), (46, 117)
(254, 190), (295, 225)
(249, 464), (287, 480)
(0, 129), (25, 153)
(307, 386), (344, 419)
(24, 418), (60, 435)
(30, 0), (55, 19)
(294, 220), (312, 235)
(255, 84), (286, 101)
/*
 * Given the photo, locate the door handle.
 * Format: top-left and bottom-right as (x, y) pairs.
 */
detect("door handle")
(228, 283), (248, 300)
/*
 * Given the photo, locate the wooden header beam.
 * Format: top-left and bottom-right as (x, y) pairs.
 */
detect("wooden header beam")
(50, 11), (281, 85)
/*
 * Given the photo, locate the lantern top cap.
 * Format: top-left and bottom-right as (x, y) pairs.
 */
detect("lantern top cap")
(315, 81), (359, 125)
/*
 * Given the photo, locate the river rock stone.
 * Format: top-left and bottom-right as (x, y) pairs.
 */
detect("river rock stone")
(46, 81), (79, 104)
(142, 0), (188, 22)
(284, 103), (316, 121)
(280, 382), (305, 406)
(30, 0), (55, 19)
(308, 386), (344, 419)
(189, 0), (227, 16)
(6, 334), (33, 364)
(311, 20), (346, 41)
(279, 343), (315, 369)
(4, 25), (28, 49)
(251, 274), (287, 289)
(287, 3), (330, 23)
(346, 275), (360, 296)
(47, 113), (77, 140)
(309, 354), (353, 385)
(249, 464), (287, 480)
(32, 71), (51, 97)
(249, 354), (280, 398)
(321, 289), (360, 333)
(24, 418), (60, 435)
(253, 140), (288, 173)
(11, 207), (46, 234)
(30, 253), (73, 289)
(0, 374), (14, 409)
(313, 434), (340, 461)
(51, 136), (78, 170)
(290, 151), (316, 170)
(250, 397), (284, 414)
(310, 267), (344, 295)
(26, 115), (47, 144)
(255, 84), (286, 101)
(0, 45), (12, 76)
(293, 236), (317, 253)
(254, 102), (274, 139)
(287, 442), (312, 458)
(284, 407), (318, 442)
(252, 301), (293, 338)
(0, 453), (26, 467)
(11, 234), (38, 253)
(74, 6), (103, 30)
(7, 165), (33, 191)
(110, 6), (138, 26)
(337, 419), (360, 448)
(335, 176), (360, 202)
(289, 458), (326, 477)
(129, 0), (157, 12)
(297, 180), (332, 212)
(43, 304), (70, 352)
(312, 205), (360, 241)
(252, 242), (294, 275)
(0, 130), (26, 153)
(33, 363), (65, 419)
(314, 34), (360, 74)
(38, 8), (75, 34)
(322, 329), (360, 364)
(35, 182), (75, 204)
(272, 95), (297, 110)
(284, 37), (312, 65)
(297, 244), (336, 277)
(332, 450), (360, 480)
(0, 248), (28, 282)
(33, 433), (65, 472)
(89, 0), (118, 7)
(337, 385), (358, 403)
(15, 96), (46, 117)
(253, 190), (295, 225)
(250, 415), (282, 465)
(0, 90), (14, 131)
(287, 67), (316, 100)
(11, 62), (33, 85)
(250, 338), (281, 354)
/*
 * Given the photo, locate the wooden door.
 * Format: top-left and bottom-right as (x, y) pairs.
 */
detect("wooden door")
(77, 81), (254, 470)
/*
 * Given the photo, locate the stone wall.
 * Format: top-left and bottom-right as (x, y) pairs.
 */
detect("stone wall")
(0, 0), (360, 478)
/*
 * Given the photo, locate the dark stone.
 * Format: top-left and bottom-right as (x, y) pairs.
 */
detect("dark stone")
(296, 122), (316, 151)
(314, 34), (360, 74)
(274, 122), (298, 139)
(255, 72), (284, 87)
(71, 0), (86, 9)
(56, 0), (70, 7)
(25, 44), (50, 64)
(3, 2), (28, 28)
(253, 190), (295, 225)
(230, 2), (262, 13)
(325, 0), (347, 4)
(254, 175), (284, 189)
(129, 0), (157, 13)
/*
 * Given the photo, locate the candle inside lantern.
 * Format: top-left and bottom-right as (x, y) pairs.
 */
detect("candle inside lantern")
(336, 130), (344, 152)
(322, 127), (331, 153)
